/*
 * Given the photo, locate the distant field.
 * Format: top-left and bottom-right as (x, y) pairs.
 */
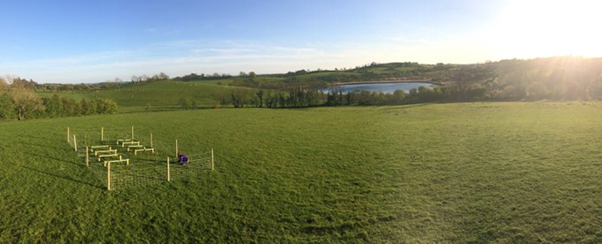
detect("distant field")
(37, 81), (248, 109)
(2, 102), (602, 242)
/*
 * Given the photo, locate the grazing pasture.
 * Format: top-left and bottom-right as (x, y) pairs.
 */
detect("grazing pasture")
(2, 102), (602, 242)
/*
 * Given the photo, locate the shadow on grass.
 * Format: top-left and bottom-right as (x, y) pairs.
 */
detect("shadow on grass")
(27, 151), (84, 168)
(21, 165), (105, 190)
(378, 103), (432, 110)
(12, 140), (65, 152)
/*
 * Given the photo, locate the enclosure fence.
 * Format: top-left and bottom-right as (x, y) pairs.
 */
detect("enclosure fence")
(67, 126), (215, 191)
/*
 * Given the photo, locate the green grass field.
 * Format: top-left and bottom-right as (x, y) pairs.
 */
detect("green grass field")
(37, 81), (244, 110)
(2, 102), (602, 242)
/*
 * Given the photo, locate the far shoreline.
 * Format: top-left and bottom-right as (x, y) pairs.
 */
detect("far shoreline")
(332, 79), (434, 86)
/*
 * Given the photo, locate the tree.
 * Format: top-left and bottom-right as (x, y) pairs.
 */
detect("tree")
(84, 98), (97, 115)
(158, 72), (169, 80)
(95, 99), (118, 114)
(255, 90), (264, 107)
(179, 97), (194, 110)
(0, 77), (8, 90)
(230, 89), (254, 108)
(10, 86), (45, 120)
(0, 93), (15, 120)
(231, 93), (241, 108)
(214, 91), (229, 107)
(80, 98), (89, 115)
(47, 94), (63, 117)
(61, 97), (79, 116)
(0, 78), (12, 120)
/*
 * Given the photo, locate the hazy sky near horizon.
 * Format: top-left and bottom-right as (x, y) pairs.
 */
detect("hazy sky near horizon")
(2, 0), (601, 83)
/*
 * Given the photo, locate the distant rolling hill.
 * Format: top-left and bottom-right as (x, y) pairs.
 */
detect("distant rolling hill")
(37, 80), (256, 112)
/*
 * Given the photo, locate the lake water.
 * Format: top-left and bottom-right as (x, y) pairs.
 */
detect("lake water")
(324, 81), (435, 94)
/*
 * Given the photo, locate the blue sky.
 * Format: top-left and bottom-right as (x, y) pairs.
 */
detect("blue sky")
(1, 0), (601, 83)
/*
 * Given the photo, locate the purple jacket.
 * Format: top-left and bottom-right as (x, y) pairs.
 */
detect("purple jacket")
(178, 154), (189, 163)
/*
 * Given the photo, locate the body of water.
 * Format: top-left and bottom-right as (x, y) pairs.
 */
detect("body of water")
(324, 81), (435, 94)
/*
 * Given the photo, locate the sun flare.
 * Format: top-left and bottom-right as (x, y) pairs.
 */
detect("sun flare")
(493, 0), (602, 58)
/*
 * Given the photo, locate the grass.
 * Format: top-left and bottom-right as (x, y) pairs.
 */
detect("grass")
(37, 81), (243, 108)
(2, 102), (602, 242)
(37, 90), (93, 101)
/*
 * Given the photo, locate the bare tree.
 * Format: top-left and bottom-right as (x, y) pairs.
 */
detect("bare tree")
(158, 72), (169, 80)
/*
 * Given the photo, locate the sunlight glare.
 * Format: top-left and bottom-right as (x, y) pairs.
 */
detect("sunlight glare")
(492, 0), (602, 58)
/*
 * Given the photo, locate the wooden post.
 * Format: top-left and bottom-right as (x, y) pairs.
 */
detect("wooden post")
(86, 146), (89, 168)
(167, 157), (171, 182)
(150, 133), (153, 148)
(101, 127), (104, 142)
(211, 148), (215, 171)
(107, 161), (111, 191)
(175, 139), (178, 157)
(73, 135), (77, 151)
(67, 127), (70, 142)
(131, 126), (134, 140)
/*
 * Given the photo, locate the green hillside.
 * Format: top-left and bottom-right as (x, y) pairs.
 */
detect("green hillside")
(37, 81), (255, 112)
(90, 81), (228, 107)
(2, 102), (602, 242)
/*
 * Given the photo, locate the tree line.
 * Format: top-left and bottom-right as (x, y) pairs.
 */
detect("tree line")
(0, 79), (118, 121)
(215, 86), (410, 108)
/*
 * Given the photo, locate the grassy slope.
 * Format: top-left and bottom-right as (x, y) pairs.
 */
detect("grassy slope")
(37, 81), (251, 112)
(2, 102), (602, 242)
(37, 91), (92, 101)
(92, 82), (222, 107)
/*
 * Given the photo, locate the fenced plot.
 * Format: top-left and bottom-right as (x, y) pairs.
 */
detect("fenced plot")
(105, 157), (166, 190)
(68, 126), (214, 191)
(84, 147), (214, 191)
(167, 151), (215, 182)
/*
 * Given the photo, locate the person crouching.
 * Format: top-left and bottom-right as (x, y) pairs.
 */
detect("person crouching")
(177, 152), (189, 165)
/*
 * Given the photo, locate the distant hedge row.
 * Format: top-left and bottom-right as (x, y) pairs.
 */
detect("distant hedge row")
(0, 87), (118, 121)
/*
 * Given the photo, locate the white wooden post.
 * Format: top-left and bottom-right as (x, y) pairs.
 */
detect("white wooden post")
(211, 149), (215, 171)
(86, 146), (89, 168)
(175, 139), (178, 157)
(131, 126), (134, 140)
(107, 162), (111, 190)
(67, 127), (70, 142)
(101, 127), (104, 142)
(73, 135), (77, 151)
(167, 157), (171, 182)
(150, 133), (153, 148)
